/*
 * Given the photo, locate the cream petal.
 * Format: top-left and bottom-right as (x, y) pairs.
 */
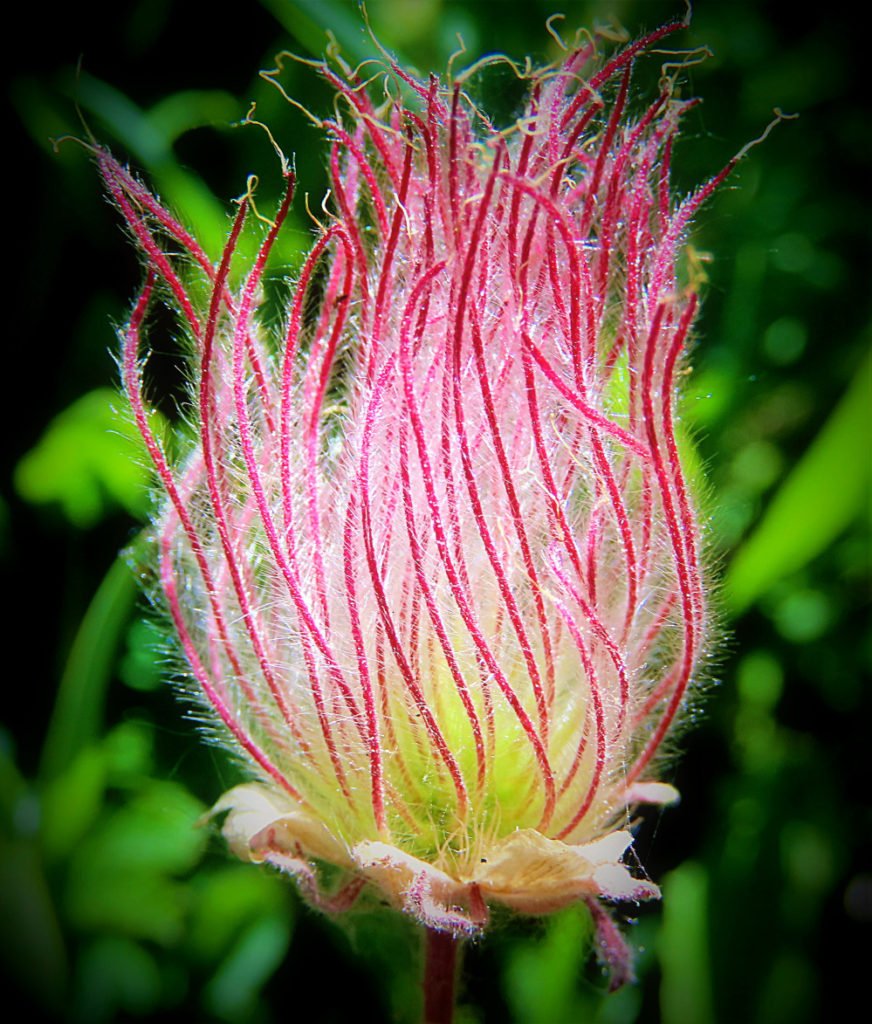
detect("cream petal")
(352, 840), (463, 907)
(471, 829), (660, 913)
(574, 830), (635, 865)
(591, 862), (662, 902)
(623, 781), (681, 806)
(208, 783), (353, 869)
(352, 841), (486, 934)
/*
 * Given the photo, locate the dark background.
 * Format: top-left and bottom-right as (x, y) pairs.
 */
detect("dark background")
(5, 2), (870, 1021)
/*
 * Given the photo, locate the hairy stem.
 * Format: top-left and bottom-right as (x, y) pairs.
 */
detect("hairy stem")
(422, 928), (462, 1024)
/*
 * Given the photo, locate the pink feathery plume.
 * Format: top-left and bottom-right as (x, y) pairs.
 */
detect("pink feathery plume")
(103, 20), (749, 986)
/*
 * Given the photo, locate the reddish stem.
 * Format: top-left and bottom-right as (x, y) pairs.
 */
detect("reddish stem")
(422, 928), (461, 1024)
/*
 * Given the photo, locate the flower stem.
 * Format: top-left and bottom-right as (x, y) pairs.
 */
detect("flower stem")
(422, 928), (461, 1024)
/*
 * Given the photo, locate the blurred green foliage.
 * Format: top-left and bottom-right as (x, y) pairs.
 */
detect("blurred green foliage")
(5, 1), (869, 1021)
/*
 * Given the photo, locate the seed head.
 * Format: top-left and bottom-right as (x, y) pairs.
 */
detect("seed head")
(105, 20), (738, 982)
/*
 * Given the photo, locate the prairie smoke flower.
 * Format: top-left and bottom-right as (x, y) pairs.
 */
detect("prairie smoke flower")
(105, 20), (740, 980)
